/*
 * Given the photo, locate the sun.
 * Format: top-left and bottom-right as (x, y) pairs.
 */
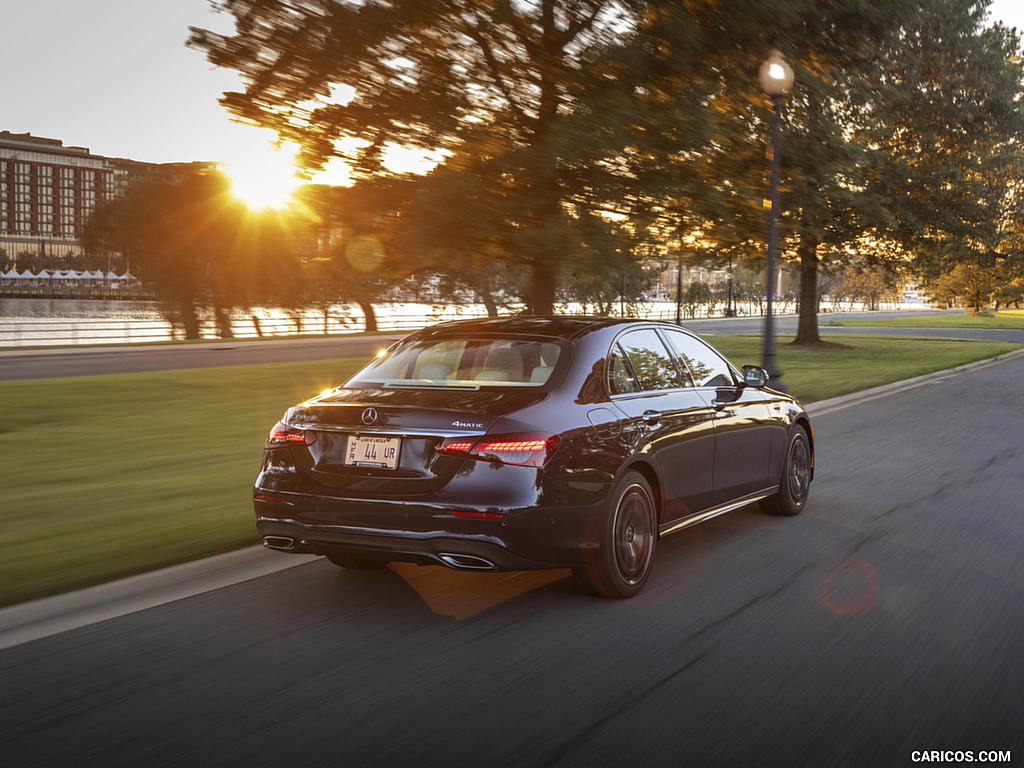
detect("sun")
(223, 138), (302, 210)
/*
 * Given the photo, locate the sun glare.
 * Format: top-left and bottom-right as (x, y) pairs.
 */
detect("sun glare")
(224, 139), (302, 210)
(219, 119), (445, 205)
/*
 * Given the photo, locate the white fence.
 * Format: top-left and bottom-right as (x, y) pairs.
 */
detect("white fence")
(0, 297), (925, 348)
(0, 302), (682, 348)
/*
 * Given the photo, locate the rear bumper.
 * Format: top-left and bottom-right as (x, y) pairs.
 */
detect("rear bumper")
(254, 497), (602, 571)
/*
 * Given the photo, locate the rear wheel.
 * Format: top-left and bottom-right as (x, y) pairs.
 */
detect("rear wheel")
(572, 470), (657, 599)
(323, 549), (390, 570)
(761, 424), (811, 516)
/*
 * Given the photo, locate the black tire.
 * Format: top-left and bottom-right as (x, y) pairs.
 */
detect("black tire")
(572, 470), (657, 599)
(761, 423), (811, 516)
(323, 549), (390, 570)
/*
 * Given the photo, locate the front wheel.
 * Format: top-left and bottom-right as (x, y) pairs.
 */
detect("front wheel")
(572, 470), (657, 599)
(761, 424), (811, 516)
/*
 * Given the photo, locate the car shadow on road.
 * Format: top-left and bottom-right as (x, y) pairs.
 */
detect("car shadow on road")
(282, 503), (784, 623)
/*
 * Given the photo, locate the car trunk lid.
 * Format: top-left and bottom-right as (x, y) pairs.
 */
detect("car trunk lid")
(279, 387), (546, 495)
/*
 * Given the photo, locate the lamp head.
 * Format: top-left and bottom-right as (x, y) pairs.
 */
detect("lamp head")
(759, 49), (795, 96)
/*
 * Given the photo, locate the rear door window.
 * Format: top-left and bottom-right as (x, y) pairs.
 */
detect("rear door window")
(616, 329), (683, 391)
(608, 345), (639, 394)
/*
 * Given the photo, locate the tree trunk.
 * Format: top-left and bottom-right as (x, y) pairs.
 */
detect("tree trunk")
(180, 297), (202, 340)
(215, 307), (234, 339)
(476, 269), (498, 317)
(528, 256), (556, 315)
(480, 286), (498, 318)
(793, 237), (821, 344)
(358, 300), (378, 332)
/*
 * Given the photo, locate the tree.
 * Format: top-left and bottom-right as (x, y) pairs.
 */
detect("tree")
(290, 181), (442, 331)
(189, 0), (1024, 333)
(683, 281), (712, 319)
(191, 1), (631, 314)
(991, 256), (1024, 308)
(924, 262), (996, 309)
(84, 171), (297, 339)
(581, 0), (927, 342)
(865, 1), (1024, 286)
(367, 163), (530, 315)
(753, 0), (922, 344)
(652, 1), (1021, 346)
(842, 266), (900, 311)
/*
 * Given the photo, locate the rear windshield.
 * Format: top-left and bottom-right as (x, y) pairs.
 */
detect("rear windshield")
(346, 337), (565, 389)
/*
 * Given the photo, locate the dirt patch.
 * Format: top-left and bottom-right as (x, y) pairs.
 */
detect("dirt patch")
(784, 340), (854, 350)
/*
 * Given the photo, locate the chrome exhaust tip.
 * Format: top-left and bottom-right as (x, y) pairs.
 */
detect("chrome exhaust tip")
(262, 535), (298, 552)
(437, 553), (498, 571)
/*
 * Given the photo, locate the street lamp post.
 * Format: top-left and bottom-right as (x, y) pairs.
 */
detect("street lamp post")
(759, 49), (794, 390)
(724, 253), (736, 317)
(674, 255), (682, 325)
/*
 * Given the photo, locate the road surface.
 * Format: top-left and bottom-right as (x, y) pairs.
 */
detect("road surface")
(2, 349), (1022, 766)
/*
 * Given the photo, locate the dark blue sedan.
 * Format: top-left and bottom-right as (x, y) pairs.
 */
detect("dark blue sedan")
(255, 317), (813, 598)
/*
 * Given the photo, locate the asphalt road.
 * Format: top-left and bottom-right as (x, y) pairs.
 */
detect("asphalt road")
(0, 334), (403, 381)
(2, 351), (1022, 766)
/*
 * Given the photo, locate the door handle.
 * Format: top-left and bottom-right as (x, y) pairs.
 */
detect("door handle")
(641, 409), (661, 426)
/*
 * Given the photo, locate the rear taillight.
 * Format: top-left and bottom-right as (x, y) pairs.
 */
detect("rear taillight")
(266, 422), (309, 448)
(437, 432), (560, 468)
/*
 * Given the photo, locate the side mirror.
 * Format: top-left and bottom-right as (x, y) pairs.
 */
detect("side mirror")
(742, 365), (769, 388)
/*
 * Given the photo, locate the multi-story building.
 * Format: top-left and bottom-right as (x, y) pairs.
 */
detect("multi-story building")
(0, 131), (212, 265)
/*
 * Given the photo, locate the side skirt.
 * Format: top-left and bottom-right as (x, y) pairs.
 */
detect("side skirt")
(658, 487), (779, 537)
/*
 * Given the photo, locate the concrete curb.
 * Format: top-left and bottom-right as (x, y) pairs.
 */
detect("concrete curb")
(0, 547), (318, 651)
(3, 345), (1023, 650)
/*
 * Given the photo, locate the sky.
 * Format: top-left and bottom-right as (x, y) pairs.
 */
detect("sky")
(3, 0), (1024, 187)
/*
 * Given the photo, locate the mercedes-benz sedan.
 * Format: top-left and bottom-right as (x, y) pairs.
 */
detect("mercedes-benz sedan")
(255, 317), (813, 598)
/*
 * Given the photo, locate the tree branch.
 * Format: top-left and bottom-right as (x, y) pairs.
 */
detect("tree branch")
(465, 24), (532, 127)
(558, 1), (606, 49)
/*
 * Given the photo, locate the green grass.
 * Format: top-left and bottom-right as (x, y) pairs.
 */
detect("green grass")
(704, 335), (1020, 404)
(826, 309), (1024, 330)
(1, 334), (1020, 608)
(0, 359), (365, 608)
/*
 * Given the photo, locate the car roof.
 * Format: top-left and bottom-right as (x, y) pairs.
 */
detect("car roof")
(412, 316), (673, 341)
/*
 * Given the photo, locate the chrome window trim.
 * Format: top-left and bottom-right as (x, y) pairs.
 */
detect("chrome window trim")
(658, 487), (779, 536)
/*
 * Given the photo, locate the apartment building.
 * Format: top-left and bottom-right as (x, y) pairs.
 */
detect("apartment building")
(0, 131), (212, 264)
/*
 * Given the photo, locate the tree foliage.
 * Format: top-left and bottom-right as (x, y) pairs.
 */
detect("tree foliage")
(925, 256), (1024, 309)
(191, 0), (663, 314)
(186, 0), (1024, 332)
(864, 0), (1024, 278)
(83, 171), (297, 338)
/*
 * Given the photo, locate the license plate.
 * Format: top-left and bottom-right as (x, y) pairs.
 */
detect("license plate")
(344, 435), (401, 469)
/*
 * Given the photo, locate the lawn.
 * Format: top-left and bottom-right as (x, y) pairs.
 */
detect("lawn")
(1, 334), (1019, 607)
(826, 309), (1024, 330)
(704, 334), (1019, 403)
(0, 358), (366, 608)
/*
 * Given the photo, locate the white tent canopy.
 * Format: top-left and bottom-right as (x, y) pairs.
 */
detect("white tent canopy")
(0, 268), (142, 286)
